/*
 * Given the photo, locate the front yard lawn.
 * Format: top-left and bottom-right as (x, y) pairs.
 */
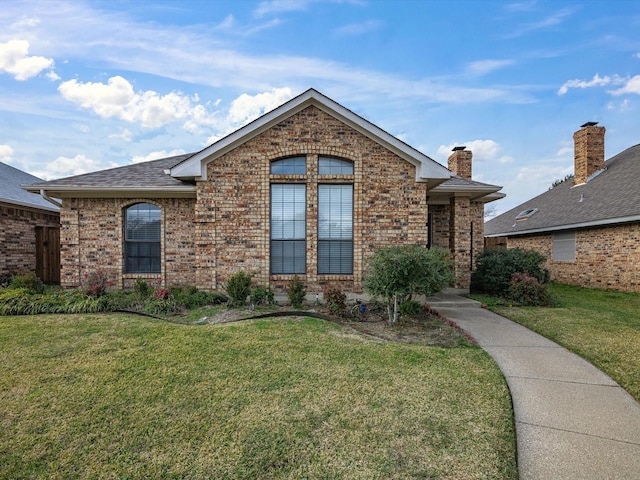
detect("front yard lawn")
(477, 283), (640, 401)
(0, 313), (516, 479)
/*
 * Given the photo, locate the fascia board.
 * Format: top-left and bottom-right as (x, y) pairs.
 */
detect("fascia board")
(23, 186), (197, 199)
(485, 214), (640, 237)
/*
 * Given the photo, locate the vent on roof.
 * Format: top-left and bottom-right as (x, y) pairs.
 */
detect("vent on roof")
(515, 208), (538, 221)
(452, 146), (466, 151)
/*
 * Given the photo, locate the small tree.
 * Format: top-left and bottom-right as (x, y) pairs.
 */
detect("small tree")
(363, 245), (455, 324)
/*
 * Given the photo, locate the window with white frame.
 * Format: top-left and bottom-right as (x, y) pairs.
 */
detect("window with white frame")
(318, 184), (353, 274)
(124, 203), (161, 273)
(270, 184), (306, 274)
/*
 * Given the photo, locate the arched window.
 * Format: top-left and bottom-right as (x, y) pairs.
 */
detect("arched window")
(124, 203), (161, 273)
(318, 156), (353, 175)
(271, 156), (306, 175)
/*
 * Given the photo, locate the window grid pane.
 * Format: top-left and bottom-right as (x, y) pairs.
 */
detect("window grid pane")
(271, 157), (307, 175)
(125, 203), (161, 274)
(318, 184), (353, 274)
(318, 156), (354, 175)
(271, 184), (306, 274)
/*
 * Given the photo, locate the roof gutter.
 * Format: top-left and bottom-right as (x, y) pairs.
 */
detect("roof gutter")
(40, 189), (62, 208)
(485, 214), (640, 237)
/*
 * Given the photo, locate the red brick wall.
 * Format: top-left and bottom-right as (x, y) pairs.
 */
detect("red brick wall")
(60, 197), (195, 289)
(198, 105), (429, 293)
(0, 203), (59, 277)
(506, 222), (640, 292)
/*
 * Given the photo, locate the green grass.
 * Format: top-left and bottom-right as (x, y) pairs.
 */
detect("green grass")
(0, 313), (517, 479)
(478, 283), (640, 401)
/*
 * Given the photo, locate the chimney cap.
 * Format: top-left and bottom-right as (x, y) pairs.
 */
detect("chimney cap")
(581, 121), (599, 128)
(452, 146), (466, 151)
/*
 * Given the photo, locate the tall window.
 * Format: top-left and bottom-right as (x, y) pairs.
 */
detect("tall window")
(318, 184), (353, 274)
(124, 203), (161, 273)
(271, 184), (306, 274)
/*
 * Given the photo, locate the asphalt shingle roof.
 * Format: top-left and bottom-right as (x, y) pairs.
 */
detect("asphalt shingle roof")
(485, 143), (640, 236)
(26, 154), (196, 189)
(0, 161), (59, 211)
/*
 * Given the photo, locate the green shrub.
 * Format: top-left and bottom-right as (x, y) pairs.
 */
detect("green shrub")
(324, 287), (346, 315)
(171, 286), (227, 309)
(364, 245), (455, 324)
(507, 272), (550, 306)
(471, 248), (550, 296)
(399, 300), (422, 317)
(10, 273), (44, 294)
(250, 285), (275, 307)
(287, 275), (306, 309)
(226, 271), (252, 307)
(134, 278), (153, 298)
(143, 298), (178, 316)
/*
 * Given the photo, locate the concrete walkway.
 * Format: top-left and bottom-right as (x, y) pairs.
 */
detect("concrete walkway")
(427, 292), (640, 480)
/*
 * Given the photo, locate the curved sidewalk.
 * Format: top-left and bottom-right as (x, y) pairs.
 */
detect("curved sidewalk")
(428, 293), (640, 480)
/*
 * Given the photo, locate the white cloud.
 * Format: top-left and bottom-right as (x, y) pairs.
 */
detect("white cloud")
(609, 75), (640, 96)
(131, 149), (186, 164)
(557, 73), (613, 95)
(437, 139), (513, 164)
(46, 154), (117, 177)
(58, 75), (218, 130)
(466, 59), (515, 76)
(335, 20), (383, 36)
(0, 144), (14, 163)
(109, 128), (133, 142)
(0, 39), (55, 80)
(228, 87), (293, 125)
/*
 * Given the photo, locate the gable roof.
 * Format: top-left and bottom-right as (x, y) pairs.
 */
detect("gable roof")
(24, 154), (197, 198)
(0, 162), (59, 212)
(170, 88), (452, 189)
(485, 143), (640, 237)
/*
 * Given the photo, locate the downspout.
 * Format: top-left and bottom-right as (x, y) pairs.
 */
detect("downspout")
(40, 189), (62, 208)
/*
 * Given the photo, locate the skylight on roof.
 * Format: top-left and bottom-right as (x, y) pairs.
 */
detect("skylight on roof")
(515, 208), (538, 220)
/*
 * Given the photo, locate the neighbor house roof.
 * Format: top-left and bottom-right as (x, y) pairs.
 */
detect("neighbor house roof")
(485, 143), (640, 237)
(0, 161), (59, 212)
(24, 154), (197, 198)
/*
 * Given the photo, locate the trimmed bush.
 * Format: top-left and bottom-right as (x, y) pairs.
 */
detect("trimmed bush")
(250, 285), (275, 307)
(10, 273), (44, 294)
(287, 276), (306, 309)
(324, 287), (347, 315)
(83, 271), (111, 298)
(226, 271), (252, 307)
(399, 300), (422, 317)
(507, 272), (550, 306)
(364, 245), (455, 324)
(471, 248), (549, 296)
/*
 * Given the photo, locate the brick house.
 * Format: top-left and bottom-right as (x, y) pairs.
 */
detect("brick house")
(1, 162), (60, 282)
(485, 122), (640, 292)
(25, 89), (503, 294)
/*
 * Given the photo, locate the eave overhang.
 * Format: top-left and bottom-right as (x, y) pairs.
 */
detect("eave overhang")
(23, 185), (197, 199)
(0, 198), (60, 213)
(428, 183), (505, 203)
(170, 88), (452, 189)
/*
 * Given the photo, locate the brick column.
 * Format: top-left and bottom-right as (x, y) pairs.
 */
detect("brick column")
(449, 195), (472, 289)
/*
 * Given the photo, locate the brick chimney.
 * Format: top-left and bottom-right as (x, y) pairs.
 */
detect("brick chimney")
(573, 122), (605, 186)
(448, 146), (472, 179)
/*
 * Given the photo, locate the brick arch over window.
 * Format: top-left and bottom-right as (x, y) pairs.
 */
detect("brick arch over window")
(123, 202), (161, 274)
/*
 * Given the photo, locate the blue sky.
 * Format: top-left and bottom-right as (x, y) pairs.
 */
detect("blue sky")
(1, 0), (639, 215)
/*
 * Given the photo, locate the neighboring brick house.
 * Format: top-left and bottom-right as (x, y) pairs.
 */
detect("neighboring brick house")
(485, 122), (640, 292)
(1, 162), (60, 282)
(25, 89), (503, 294)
